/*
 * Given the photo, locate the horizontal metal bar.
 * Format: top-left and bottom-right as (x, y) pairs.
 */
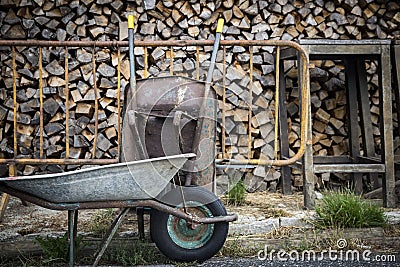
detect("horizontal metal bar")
(0, 39), (306, 50)
(313, 164), (385, 173)
(215, 164), (256, 169)
(0, 158), (118, 165)
(0, 184), (237, 224)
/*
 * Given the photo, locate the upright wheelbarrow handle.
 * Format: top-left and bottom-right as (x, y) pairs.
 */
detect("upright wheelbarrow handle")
(186, 17), (225, 187)
(127, 14), (146, 160)
(205, 17), (224, 94)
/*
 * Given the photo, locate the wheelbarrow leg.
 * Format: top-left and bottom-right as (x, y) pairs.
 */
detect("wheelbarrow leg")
(68, 210), (78, 267)
(93, 208), (130, 267)
(136, 207), (145, 240)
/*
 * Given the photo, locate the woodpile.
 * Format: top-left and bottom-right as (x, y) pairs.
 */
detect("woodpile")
(0, 45), (122, 175)
(0, 0), (399, 192)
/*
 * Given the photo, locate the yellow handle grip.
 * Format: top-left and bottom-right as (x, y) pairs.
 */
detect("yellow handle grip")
(128, 15), (135, 29)
(216, 18), (224, 33)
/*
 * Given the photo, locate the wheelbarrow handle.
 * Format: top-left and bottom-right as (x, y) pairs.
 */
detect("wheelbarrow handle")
(127, 14), (146, 159)
(205, 18), (224, 86)
(186, 18), (224, 187)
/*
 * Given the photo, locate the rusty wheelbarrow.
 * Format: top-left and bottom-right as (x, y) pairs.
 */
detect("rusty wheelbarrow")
(0, 16), (236, 266)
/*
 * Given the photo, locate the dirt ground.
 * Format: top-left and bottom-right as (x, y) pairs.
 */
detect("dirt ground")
(0, 191), (305, 241)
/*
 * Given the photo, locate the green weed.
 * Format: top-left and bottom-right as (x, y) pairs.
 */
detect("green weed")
(35, 232), (84, 263)
(227, 179), (246, 206)
(89, 208), (115, 237)
(314, 190), (387, 228)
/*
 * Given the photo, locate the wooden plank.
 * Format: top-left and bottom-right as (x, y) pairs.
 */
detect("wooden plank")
(393, 44), (400, 137)
(278, 58), (292, 195)
(298, 55), (314, 209)
(364, 180), (400, 199)
(344, 57), (363, 194)
(304, 44), (382, 55)
(314, 164), (385, 173)
(356, 57), (380, 189)
(379, 45), (396, 208)
(300, 40), (391, 56)
(300, 39), (392, 46)
(313, 155), (351, 164)
(279, 47), (297, 60)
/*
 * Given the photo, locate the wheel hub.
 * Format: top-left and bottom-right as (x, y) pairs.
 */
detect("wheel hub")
(167, 201), (214, 249)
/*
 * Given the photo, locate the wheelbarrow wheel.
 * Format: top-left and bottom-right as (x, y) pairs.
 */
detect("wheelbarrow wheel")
(150, 186), (228, 262)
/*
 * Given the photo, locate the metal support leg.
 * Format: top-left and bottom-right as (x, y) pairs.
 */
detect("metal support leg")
(356, 58), (380, 189)
(345, 58), (363, 194)
(278, 59), (292, 195)
(137, 207), (145, 240)
(379, 45), (396, 208)
(68, 210), (78, 267)
(93, 208), (130, 267)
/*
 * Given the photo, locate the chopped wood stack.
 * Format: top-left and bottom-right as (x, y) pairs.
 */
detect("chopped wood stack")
(0, 46), (122, 175)
(0, 0), (399, 192)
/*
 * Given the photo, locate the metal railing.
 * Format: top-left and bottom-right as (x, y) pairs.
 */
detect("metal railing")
(0, 39), (310, 167)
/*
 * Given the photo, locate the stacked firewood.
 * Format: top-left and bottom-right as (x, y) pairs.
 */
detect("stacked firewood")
(0, 0), (399, 192)
(0, 46), (122, 175)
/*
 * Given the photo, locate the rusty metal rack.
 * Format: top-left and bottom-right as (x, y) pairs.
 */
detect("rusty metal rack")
(0, 39), (311, 218)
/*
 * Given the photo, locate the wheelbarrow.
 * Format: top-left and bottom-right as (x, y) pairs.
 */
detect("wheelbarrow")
(0, 16), (236, 266)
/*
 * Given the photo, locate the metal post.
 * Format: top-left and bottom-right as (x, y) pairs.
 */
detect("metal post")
(221, 46), (227, 159)
(137, 207), (145, 240)
(68, 210), (76, 267)
(91, 47), (99, 159)
(117, 46), (122, 159)
(170, 47), (174, 75)
(65, 47), (70, 158)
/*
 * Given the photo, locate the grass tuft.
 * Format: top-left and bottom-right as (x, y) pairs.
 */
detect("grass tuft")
(219, 236), (264, 258)
(35, 232), (84, 263)
(314, 190), (387, 229)
(227, 179), (246, 206)
(102, 242), (168, 266)
(89, 208), (115, 237)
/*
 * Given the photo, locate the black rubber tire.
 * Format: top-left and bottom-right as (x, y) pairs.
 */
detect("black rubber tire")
(150, 186), (229, 262)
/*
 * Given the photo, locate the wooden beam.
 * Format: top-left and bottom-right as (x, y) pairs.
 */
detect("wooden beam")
(0, 193), (10, 222)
